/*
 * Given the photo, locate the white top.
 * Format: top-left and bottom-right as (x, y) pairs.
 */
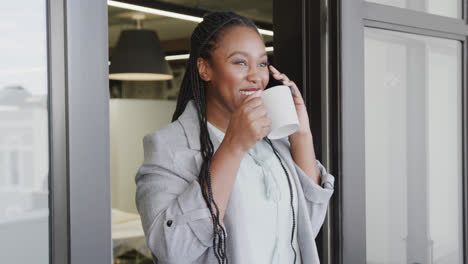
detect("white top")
(207, 121), (302, 264)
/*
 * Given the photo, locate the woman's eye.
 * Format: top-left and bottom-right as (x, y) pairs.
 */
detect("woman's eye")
(259, 62), (268, 67)
(234, 60), (247, 66)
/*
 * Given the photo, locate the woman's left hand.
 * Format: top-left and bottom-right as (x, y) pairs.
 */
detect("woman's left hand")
(268, 65), (312, 137)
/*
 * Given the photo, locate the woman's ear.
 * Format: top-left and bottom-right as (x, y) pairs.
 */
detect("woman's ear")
(197, 57), (212, 82)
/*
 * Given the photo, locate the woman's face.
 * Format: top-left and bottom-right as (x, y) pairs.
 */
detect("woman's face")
(202, 26), (269, 113)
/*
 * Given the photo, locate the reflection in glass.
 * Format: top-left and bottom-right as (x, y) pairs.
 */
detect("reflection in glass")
(366, 0), (461, 19)
(0, 1), (50, 263)
(364, 28), (463, 264)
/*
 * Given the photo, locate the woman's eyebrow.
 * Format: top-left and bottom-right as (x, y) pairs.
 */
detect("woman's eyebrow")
(227, 51), (268, 59)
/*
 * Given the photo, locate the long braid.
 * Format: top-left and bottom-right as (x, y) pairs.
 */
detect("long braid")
(171, 12), (259, 264)
(264, 137), (298, 263)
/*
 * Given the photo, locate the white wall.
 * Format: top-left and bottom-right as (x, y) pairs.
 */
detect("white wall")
(110, 99), (176, 214)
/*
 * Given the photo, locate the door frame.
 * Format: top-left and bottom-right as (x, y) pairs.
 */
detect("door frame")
(47, 0), (112, 263)
(340, 0), (468, 263)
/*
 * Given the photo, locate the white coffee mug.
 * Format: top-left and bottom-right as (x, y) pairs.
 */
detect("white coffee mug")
(261, 85), (299, 139)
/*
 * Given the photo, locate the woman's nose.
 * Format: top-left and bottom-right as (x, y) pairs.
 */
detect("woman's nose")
(247, 66), (262, 83)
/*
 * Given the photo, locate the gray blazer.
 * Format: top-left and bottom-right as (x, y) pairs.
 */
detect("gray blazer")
(135, 100), (335, 264)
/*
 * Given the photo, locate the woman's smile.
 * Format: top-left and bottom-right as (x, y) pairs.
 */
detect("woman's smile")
(239, 88), (262, 97)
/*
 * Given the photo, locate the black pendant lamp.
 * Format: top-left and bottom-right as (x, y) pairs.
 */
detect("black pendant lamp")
(109, 16), (173, 81)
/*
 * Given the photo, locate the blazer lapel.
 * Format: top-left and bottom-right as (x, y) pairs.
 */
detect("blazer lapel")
(177, 99), (222, 152)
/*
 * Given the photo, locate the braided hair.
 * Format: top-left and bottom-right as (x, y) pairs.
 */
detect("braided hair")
(172, 11), (297, 264)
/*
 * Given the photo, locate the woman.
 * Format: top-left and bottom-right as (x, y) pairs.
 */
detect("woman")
(135, 11), (335, 264)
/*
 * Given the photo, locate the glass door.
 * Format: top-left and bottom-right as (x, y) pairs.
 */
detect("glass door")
(0, 1), (50, 263)
(364, 27), (463, 264)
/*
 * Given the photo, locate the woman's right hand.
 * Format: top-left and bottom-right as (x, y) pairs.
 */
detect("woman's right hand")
(224, 90), (272, 154)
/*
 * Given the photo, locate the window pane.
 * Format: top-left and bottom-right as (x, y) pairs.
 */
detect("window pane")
(364, 28), (463, 264)
(0, 1), (50, 263)
(366, 0), (462, 19)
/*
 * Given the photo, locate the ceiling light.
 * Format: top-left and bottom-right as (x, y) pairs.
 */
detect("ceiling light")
(258, 29), (273, 36)
(108, 1), (202, 22)
(165, 54), (190, 61)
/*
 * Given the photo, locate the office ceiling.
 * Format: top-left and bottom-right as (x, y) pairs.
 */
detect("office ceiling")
(108, 0), (273, 55)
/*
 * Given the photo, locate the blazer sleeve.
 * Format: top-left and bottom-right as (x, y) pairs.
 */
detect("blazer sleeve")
(294, 159), (335, 239)
(135, 132), (226, 263)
